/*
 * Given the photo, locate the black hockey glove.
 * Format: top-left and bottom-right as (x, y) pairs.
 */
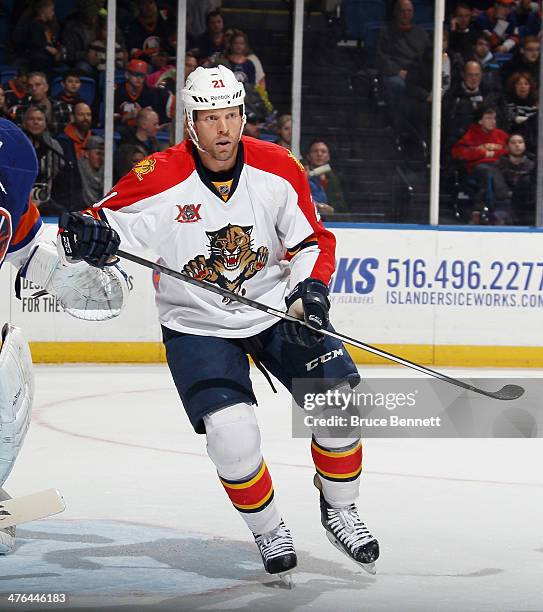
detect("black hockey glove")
(58, 211), (120, 268)
(280, 278), (330, 348)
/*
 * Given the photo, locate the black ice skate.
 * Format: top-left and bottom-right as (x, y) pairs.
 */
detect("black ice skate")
(254, 519), (297, 587)
(319, 493), (380, 575)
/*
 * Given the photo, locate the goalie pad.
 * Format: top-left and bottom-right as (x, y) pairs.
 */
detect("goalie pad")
(0, 325), (34, 488)
(21, 242), (130, 321)
(0, 488), (15, 554)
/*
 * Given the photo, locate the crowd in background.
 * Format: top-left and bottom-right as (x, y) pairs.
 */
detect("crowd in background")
(376, 0), (540, 224)
(0, 0), (345, 217)
(1, 0), (537, 224)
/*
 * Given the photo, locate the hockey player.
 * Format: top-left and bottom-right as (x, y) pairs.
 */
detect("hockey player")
(0, 118), (129, 554)
(58, 66), (380, 578)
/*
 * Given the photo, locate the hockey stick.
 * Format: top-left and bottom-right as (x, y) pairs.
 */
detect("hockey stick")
(0, 489), (65, 528)
(117, 250), (525, 401)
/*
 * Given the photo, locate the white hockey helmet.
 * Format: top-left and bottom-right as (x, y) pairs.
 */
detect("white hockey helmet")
(182, 65), (246, 148)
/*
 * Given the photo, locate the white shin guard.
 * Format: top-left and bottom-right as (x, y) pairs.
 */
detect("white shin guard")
(204, 403), (280, 534)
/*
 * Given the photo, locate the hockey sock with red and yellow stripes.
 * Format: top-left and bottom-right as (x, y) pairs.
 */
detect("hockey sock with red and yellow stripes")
(219, 459), (281, 534)
(311, 436), (362, 507)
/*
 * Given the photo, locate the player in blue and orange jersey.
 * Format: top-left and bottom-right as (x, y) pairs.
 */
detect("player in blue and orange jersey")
(0, 118), (128, 554)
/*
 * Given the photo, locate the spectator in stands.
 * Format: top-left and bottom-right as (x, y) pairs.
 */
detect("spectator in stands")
(498, 133), (535, 223)
(53, 102), (93, 212)
(124, 0), (170, 66)
(452, 106), (510, 222)
(78, 135), (104, 208)
(22, 106), (64, 215)
(61, 0), (100, 76)
(14, 72), (71, 134)
(513, 0), (539, 31)
(54, 70), (85, 112)
(442, 60), (502, 146)
(306, 140), (346, 216)
(0, 87), (13, 121)
(521, 6), (540, 37)
(88, 15), (127, 73)
(474, 0), (519, 54)
(503, 71), (538, 152)
(119, 108), (161, 155)
(195, 9), (226, 66)
(449, 3), (478, 61)
(219, 30), (258, 85)
(188, 0), (222, 37)
(113, 143), (147, 183)
(376, 0), (429, 129)
(26, 0), (65, 75)
(223, 28), (267, 89)
(276, 114), (292, 149)
(56, 102), (93, 163)
(471, 34), (501, 91)
(2, 68), (28, 110)
(501, 36), (540, 86)
(114, 59), (171, 129)
(185, 52), (199, 79)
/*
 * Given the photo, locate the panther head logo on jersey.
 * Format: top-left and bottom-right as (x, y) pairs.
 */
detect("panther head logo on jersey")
(132, 158), (156, 181)
(182, 224), (269, 301)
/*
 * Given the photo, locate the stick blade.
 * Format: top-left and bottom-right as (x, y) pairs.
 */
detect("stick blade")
(492, 384), (525, 401)
(0, 489), (65, 528)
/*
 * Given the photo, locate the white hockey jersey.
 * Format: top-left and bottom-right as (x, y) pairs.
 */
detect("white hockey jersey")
(92, 136), (336, 338)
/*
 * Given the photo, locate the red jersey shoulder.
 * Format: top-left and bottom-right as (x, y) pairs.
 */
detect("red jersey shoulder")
(242, 136), (306, 184)
(100, 140), (196, 210)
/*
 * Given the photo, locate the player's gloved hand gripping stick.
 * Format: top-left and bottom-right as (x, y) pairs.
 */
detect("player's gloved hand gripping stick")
(115, 250), (524, 402)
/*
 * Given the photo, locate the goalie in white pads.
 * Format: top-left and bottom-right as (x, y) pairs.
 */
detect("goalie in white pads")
(0, 118), (129, 553)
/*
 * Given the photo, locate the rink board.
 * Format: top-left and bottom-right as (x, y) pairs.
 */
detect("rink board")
(2, 222), (543, 366)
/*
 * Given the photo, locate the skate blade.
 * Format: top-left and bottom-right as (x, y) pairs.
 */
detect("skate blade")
(326, 532), (377, 576)
(278, 571), (295, 589)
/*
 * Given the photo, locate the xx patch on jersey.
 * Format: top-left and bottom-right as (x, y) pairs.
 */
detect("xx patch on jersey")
(132, 158), (156, 181)
(0, 206), (13, 266)
(182, 224), (269, 301)
(175, 204), (202, 223)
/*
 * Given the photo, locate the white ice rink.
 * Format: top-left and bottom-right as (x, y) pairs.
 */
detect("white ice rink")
(1, 364), (542, 612)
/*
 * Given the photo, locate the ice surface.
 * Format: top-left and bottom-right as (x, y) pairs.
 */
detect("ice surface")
(1, 364), (542, 611)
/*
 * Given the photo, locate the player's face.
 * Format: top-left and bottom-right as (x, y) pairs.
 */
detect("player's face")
(195, 107), (242, 165)
(64, 76), (81, 94)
